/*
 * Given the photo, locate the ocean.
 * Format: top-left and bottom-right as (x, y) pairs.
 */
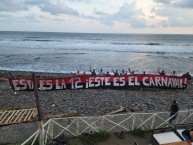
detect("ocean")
(0, 31), (193, 75)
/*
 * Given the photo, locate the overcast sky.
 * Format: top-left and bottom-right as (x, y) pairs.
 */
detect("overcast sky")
(0, 0), (193, 34)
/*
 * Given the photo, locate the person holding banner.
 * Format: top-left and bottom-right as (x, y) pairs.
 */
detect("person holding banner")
(99, 69), (105, 76)
(182, 72), (192, 81)
(158, 68), (166, 75)
(170, 70), (177, 76)
(112, 69), (119, 76)
(105, 71), (111, 77)
(90, 67), (96, 76)
(128, 68), (135, 74)
(120, 69), (127, 76)
(76, 70), (81, 75)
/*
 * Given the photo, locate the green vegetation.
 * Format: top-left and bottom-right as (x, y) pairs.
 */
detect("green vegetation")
(23, 137), (39, 145)
(131, 128), (145, 137)
(8, 143), (21, 145)
(7, 138), (39, 145)
(9, 130), (110, 145)
(78, 130), (110, 145)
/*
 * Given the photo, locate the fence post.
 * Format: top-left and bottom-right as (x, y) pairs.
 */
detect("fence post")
(76, 118), (80, 136)
(132, 114), (136, 130)
(101, 116), (104, 130)
(32, 72), (44, 145)
(151, 113), (156, 130)
(48, 120), (54, 139)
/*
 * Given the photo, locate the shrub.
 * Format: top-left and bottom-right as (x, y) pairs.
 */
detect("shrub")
(131, 128), (145, 137)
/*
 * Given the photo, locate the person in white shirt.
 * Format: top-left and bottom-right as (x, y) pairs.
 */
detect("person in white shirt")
(99, 69), (105, 76)
(170, 70), (177, 76)
(120, 69), (127, 76)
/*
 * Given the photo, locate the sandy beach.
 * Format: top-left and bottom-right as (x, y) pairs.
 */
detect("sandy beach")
(0, 70), (193, 144)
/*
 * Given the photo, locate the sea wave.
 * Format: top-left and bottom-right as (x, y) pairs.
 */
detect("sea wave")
(21, 39), (62, 42)
(145, 43), (160, 45)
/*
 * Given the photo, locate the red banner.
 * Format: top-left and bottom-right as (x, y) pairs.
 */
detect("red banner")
(9, 74), (188, 91)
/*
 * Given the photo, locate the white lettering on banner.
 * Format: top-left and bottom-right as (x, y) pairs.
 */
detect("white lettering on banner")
(87, 77), (111, 88)
(179, 79), (183, 88)
(105, 77), (111, 86)
(9, 75), (187, 91)
(46, 80), (53, 90)
(100, 77), (105, 86)
(89, 77), (95, 88)
(19, 79), (27, 90)
(86, 79), (89, 88)
(119, 77), (125, 86)
(39, 80), (46, 90)
(113, 77), (119, 86)
(128, 76), (140, 86)
(95, 77), (101, 87)
(74, 77), (83, 89)
(135, 77), (140, 86)
(26, 80), (33, 89)
(128, 76), (134, 86)
(39, 80), (53, 90)
(56, 79), (62, 89)
(12, 80), (20, 91)
(155, 77), (161, 86)
(142, 77), (149, 86)
(161, 77), (168, 86)
(68, 77), (83, 89)
(149, 77), (155, 86)
(168, 78), (172, 87)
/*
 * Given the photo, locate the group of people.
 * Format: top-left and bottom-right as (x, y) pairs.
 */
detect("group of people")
(89, 67), (136, 77)
(75, 67), (192, 80)
(158, 68), (192, 80)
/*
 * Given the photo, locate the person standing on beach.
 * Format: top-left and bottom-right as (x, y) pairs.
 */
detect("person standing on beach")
(167, 99), (179, 124)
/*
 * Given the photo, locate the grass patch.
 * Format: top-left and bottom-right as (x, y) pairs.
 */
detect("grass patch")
(78, 130), (110, 145)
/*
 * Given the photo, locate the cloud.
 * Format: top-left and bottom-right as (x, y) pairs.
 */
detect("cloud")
(96, 1), (169, 28)
(152, 0), (193, 27)
(153, 0), (193, 8)
(95, 2), (146, 27)
(153, 0), (171, 4)
(0, 0), (80, 16)
(25, 0), (80, 16)
(0, 0), (193, 32)
(173, 0), (193, 8)
(155, 7), (193, 26)
(0, 0), (29, 12)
